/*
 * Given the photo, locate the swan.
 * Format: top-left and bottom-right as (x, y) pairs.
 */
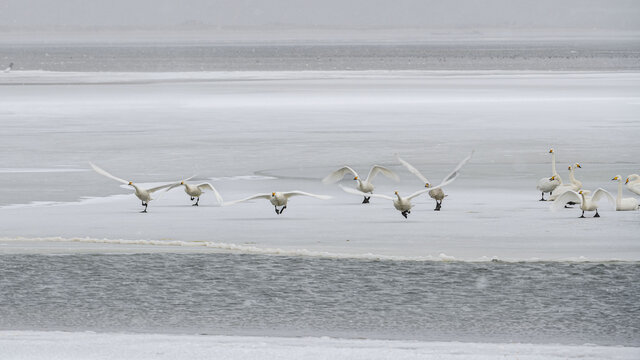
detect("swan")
(626, 174), (640, 196)
(223, 191), (331, 215)
(340, 184), (443, 218)
(549, 163), (582, 202)
(536, 148), (562, 201)
(166, 180), (223, 206)
(612, 175), (639, 211)
(323, 165), (399, 203)
(90, 162), (174, 213)
(396, 151), (473, 210)
(552, 188), (614, 218)
(3, 62), (12, 73)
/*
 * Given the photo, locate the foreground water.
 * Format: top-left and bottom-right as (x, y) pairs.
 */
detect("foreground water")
(0, 253), (637, 345)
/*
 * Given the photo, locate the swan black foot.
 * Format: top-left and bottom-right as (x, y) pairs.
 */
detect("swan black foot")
(275, 206), (280, 214)
(401, 211), (409, 218)
(192, 197), (200, 206)
(594, 210), (600, 218)
(539, 192), (546, 201)
(362, 196), (370, 204)
(141, 202), (148, 213)
(434, 201), (442, 211)
(579, 210), (585, 218)
(190, 197), (195, 201)
(567, 201), (577, 206)
(279, 206), (286, 214)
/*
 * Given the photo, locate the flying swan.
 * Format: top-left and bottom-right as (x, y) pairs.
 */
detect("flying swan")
(612, 175), (639, 211)
(396, 151), (473, 210)
(323, 165), (399, 203)
(536, 148), (562, 201)
(90, 162), (175, 213)
(166, 180), (223, 206)
(223, 191), (331, 215)
(552, 188), (614, 218)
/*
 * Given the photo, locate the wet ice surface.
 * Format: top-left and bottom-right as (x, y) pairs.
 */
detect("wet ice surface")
(0, 69), (638, 261)
(0, 253), (638, 345)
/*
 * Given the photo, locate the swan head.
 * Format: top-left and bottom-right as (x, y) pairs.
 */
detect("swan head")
(128, 181), (133, 185)
(353, 176), (358, 180)
(612, 176), (620, 181)
(549, 149), (554, 154)
(575, 163), (581, 168)
(424, 183), (430, 188)
(271, 192), (275, 197)
(578, 190), (583, 195)
(180, 181), (184, 185)
(549, 175), (556, 181)
(567, 166), (571, 170)
(626, 178), (629, 184)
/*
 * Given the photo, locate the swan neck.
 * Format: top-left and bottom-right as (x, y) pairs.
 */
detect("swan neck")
(551, 152), (557, 175)
(617, 180), (623, 204)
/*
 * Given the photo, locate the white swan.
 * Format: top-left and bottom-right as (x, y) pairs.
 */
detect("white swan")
(536, 148), (562, 201)
(552, 188), (614, 218)
(626, 174), (640, 196)
(340, 184), (443, 219)
(612, 175), (639, 211)
(90, 162), (174, 213)
(167, 180), (223, 206)
(549, 163), (582, 202)
(3, 62), (12, 73)
(323, 165), (399, 203)
(396, 151), (473, 210)
(223, 191), (331, 215)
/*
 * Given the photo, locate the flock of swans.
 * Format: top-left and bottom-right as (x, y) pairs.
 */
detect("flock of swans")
(89, 152), (473, 218)
(537, 148), (640, 217)
(90, 148), (638, 219)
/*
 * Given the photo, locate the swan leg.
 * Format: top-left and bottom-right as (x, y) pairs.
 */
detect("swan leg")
(401, 211), (408, 218)
(192, 197), (200, 206)
(579, 210), (585, 218)
(280, 205), (287, 214)
(141, 202), (148, 213)
(539, 192), (546, 201)
(594, 210), (600, 218)
(274, 206), (280, 214)
(434, 200), (442, 211)
(362, 196), (370, 204)
(190, 197), (195, 201)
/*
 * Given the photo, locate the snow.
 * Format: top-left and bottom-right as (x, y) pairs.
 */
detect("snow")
(1, 331), (638, 360)
(0, 70), (638, 261)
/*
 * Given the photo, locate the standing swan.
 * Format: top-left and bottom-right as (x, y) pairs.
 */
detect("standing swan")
(612, 176), (639, 211)
(552, 188), (614, 218)
(90, 162), (174, 213)
(626, 174), (640, 196)
(549, 163), (582, 202)
(167, 180), (223, 206)
(323, 165), (399, 203)
(536, 148), (562, 201)
(223, 191), (331, 215)
(3, 62), (12, 73)
(396, 151), (473, 210)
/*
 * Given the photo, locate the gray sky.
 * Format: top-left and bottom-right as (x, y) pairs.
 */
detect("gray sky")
(1, 0), (639, 30)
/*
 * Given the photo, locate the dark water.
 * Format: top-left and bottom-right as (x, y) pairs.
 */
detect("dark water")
(2, 40), (640, 72)
(0, 253), (638, 345)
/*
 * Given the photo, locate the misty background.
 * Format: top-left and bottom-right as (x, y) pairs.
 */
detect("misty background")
(1, 0), (639, 31)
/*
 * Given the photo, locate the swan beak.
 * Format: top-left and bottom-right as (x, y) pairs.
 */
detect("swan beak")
(271, 192), (275, 196)
(425, 183), (430, 188)
(549, 176), (555, 181)
(612, 176), (618, 181)
(353, 176), (358, 180)
(626, 178), (629, 184)
(180, 181), (184, 185)
(394, 191), (398, 195)
(568, 166), (571, 170)
(579, 190), (583, 194)
(576, 163), (581, 168)
(128, 181), (133, 185)
(549, 149), (553, 153)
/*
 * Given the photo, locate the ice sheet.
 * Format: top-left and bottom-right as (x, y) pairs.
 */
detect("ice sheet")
(0, 70), (638, 261)
(1, 331), (638, 360)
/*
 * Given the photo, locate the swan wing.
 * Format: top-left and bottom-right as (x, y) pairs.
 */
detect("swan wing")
(282, 191), (332, 200)
(222, 193), (272, 206)
(406, 188), (433, 200)
(322, 166), (359, 184)
(592, 188), (615, 208)
(439, 151), (474, 185)
(197, 183), (224, 205)
(338, 185), (394, 200)
(551, 190), (581, 210)
(89, 162), (129, 185)
(165, 175), (197, 191)
(396, 154), (429, 184)
(147, 183), (175, 193)
(366, 165), (400, 182)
